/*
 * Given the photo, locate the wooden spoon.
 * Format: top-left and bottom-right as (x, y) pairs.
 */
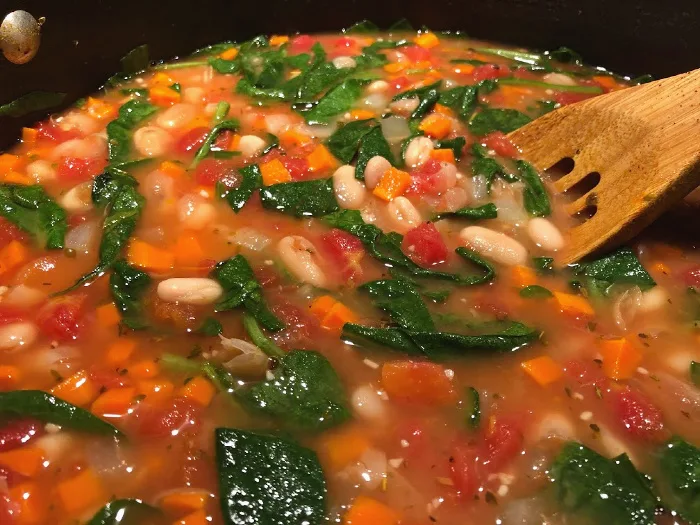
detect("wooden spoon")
(508, 68), (700, 265)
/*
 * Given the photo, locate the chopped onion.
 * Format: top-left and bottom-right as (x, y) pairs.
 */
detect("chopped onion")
(84, 438), (133, 479)
(358, 448), (388, 490)
(469, 175), (488, 201)
(500, 498), (553, 524)
(611, 285), (642, 331)
(229, 227), (271, 251)
(303, 123), (337, 139)
(380, 116), (410, 143)
(34, 432), (75, 467)
(65, 221), (100, 254)
(219, 335), (268, 378)
(362, 94), (389, 113)
(531, 412), (575, 441)
(494, 196), (527, 225)
(351, 384), (387, 420)
(26, 345), (80, 375)
(265, 114), (291, 135)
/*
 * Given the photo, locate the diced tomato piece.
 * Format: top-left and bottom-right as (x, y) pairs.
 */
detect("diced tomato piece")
(56, 157), (106, 183)
(0, 218), (26, 250)
(608, 387), (667, 442)
(0, 418), (43, 452)
(382, 361), (456, 405)
(482, 419), (523, 471)
(681, 265), (700, 287)
(67, 214), (89, 228)
(321, 229), (365, 280)
(89, 366), (132, 390)
(0, 491), (17, 525)
(132, 397), (202, 438)
(193, 158), (238, 187)
(212, 130), (234, 151)
(472, 64), (510, 82)
(36, 294), (87, 342)
(401, 45), (432, 62)
(282, 157), (310, 180)
(151, 298), (197, 330)
(450, 442), (480, 495)
(553, 91), (595, 106)
(0, 306), (25, 326)
(334, 37), (356, 49)
(407, 159), (448, 196)
(35, 120), (81, 142)
(254, 266), (281, 288)
(289, 35), (315, 54)
(175, 127), (209, 155)
(481, 131), (518, 158)
(391, 76), (411, 93)
(402, 223), (448, 268)
(270, 302), (319, 349)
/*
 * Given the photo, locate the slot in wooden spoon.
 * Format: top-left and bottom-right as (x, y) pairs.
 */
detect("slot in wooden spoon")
(508, 68), (700, 265)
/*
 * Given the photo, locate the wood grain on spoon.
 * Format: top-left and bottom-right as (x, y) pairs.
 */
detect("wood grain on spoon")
(508, 68), (700, 265)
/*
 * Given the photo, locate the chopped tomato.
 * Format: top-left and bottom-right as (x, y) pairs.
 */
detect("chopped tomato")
(212, 130), (234, 151)
(333, 37), (356, 49)
(194, 158), (237, 186)
(0, 306), (25, 326)
(36, 294), (87, 342)
(402, 222), (448, 268)
(0, 218), (26, 250)
(407, 159), (449, 195)
(401, 45), (432, 63)
(481, 131), (518, 158)
(283, 157), (310, 180)
(89, 365), (132, 390)
(472, 64), (510, 82)
(289, 35), (315, 54)
(381, 361), (456, 405)
(35, 120), (81, 142)
(270, 302), (319, 349)
(320, 229), (365, 280)
(608, 387), (667, 442)
(0, 491), (17, 525)
(0, 418), (43, 452)
(175, 127), (209, 155)
(151, 297), (197, 330)
(56, 157), (106, 183)
(553, 91), (595, 106)
(391, 76), (411, 93)
(681, 265), (700, 287)
(132, 397), (202, 438)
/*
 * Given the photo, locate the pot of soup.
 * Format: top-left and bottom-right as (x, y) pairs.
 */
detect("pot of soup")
(0, 1), (698, 524)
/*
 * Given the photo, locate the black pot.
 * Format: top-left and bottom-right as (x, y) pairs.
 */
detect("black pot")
(1, 0), (699, 150)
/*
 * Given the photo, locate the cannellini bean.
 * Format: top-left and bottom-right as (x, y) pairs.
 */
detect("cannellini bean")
(367, 80), (390, 94)
(156, 103), (197, 129)
(56, 111), (100, 135)
(204, 103), (219, 116)
(404, 136), (434, 168)
(238, 135), (267, 159)
(531, 412), (576, 441)
(389, 97), (419, 117)
(351, 385), (387, 420)
(362, 93), (389, 112)
(34, 432), (74, 466)
(441, 187), (470, 212)
(542, 72), (577, 86)
(229, 227), (271, 251)
(157, 278), (223, 305)
(182, 87), (205, 104)
(386, 197), (422, 233)
(664, 348), (694, 374)
(264, 114), (291, 135)
(432, 162), (458, 194)
(177, 194), (216, 231)
(133, 126), (173, 157)
(277, 236), (327, 288)
(333, 165), (367, 209)
(332, 56), (356, 69)
(460, 226), (528, 266)
(144, 169), (175, 202)
(0, 322), (38, 350)
(26, 159), (56, 182)
(638, 286), (670, 313)
(51, 134), (107, 160)
(527, 218), (564, 251)
(2, 285), (46, 307)
(364, 156), (392, 190)
(60, 181), (93, 212)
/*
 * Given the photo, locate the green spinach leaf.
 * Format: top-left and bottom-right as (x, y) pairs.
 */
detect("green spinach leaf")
(360, 279), (435, 332)
(218, 164), (262, 213)
(300, 79), (368, 124)
(517, 160), (552, 217)
(106, 100), (158, 163)
(433, 203), (498, 221)
(659, 437), (700, 524)
(439, 85), (477, 121)
(120, 44), (150, 74)
(355, 125), (395, 180)
(326, 119), (376, 163)
(465, 386), (480, 429)
(110, 260), (151, 330)
(691, 361), (700, 387)
(570, 248), (655, 296)
(469, 108), (532, 136)
(86, 499), (162, 525)
(0, 91), (66, 118)
(191, 119), (240, 168)
(434, 136), (466, 160)
(260, 178), (339, 217)
(393, 80), (441, 120)
(520, 284), (553, 299)
(198, 317), (223, 336)
(0, 184), (67, 249)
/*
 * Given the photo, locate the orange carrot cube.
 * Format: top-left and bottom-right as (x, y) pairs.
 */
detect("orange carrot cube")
(260, 159), (292, 186)
(521, 356), (563, 386)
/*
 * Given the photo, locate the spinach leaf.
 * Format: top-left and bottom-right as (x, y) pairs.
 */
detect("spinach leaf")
(434, 136), (466, 160)
(211, 255), (285, 331)
(550, 442), (657, 525)
(342, 324), (423, 355)
(520, 285), (553, 299)
(471, 47), (543, 65)
(120, 44), (150, 74)
(326, 119), (376, 163)
(469, 108), (532, 136)
(120, 88), (148, 98)
(295, 64), (349, 102)
(355, 125), (395, 180)
(691, 361), (700, 387)
(360, 279), (435, 332)
(0, 390), (122, 436)
(235, 350), (350, 431)
(198, 317), (223, 336)
(0, 91), (66, 118)
(439, 85), (477, 121)
(344, 20), (380, 34)
(300, 79), (368, 124)
(110, 260), (151, 330)
(212, 102), (230, 125)
(659, 437), (700, 524)
(86, 499), (162, 525)
(218, 164), (262, 213)
(260, 178), (338, 217)
(242, 314), (284, 359)
(547, 46), (583, 64)
(209, 57), (240, 74)
(570, 248), (655, 295)
(0, 184), (67, 249)
(191, 119), (240, 168)
(392, 81), (441, 120)
(433, 203), (498, 221)
(470, 143), (514, 188)
(533, 256), (555, 273)
(91, 169), (138, 207)
(499, 77), (602, 94)
(216, 428), (326, 525)
(106, 100), (158, 163)
(236, 78), (287, 101)
(190, 42), (235, 57)
(465, 386), (480, 429)
(517, 160), (552, 217)
(389, 19), (414, 31)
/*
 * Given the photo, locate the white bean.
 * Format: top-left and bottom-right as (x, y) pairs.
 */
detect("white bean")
(460, 226), (528, 266)
(156, 103), (197, 129)
(182, 87), (205, 104)
(404, 136), (434, 168)
(34, 433), (74, 467)
(527, 218), (564, 251)
(3, 285), (46, 308)
(664, 349), (695, 374)
(133, 126), (173, 157)
(389, 97), (419, 117)
(0, 322), (38, 350)
(264, 114), (291, 135)
(532, 412), (575, 441)
(333, 165), (367, 209)
(144, 169), (175, 202)
(51, 135), (107, 160)
(157, 278), (223, 305)
(177, 194), (216, 231)
(332, 56), (357, 69)
(351, 384), (387, 421)
(277, 236), (327, 288)
(363, 156), (392, 190)
(238, 135), (267, 159)
(441, 187), (469, 212)
(60, 181), (93, 213)
(638, 287), (670, 313)
(542, 72), (577, 86)
(26, 160), (56, 183)
(57, 111), (100, 135)
(430, 162), (458, 194)
(366, 80), (390, 94)
(386, 196), (422, 233)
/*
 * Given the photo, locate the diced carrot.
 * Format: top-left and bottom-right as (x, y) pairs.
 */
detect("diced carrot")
(372, 167), (412, 201)
(0, 365), (21, 390)
(3, 171), (33, 185)
(310, 295), (338, 320)
(178, 376), (216, 407)
(9, 482), (47, 525)
(151, 72), (173, 86)
(85, 97), (117, 120)
(269, 35), (289, 47)
(307, 144), (337, 173)
(651, 261), (670, 275)
(593, 75), (624, 91)
(553, 291), (595, 317)
(521, 356), (563, 386)
(22, 127), (39, 146)
(280, 129), (312, 149)
(381, 361), (456, 405)
(219, 47), (239, 60)
(227, 133), (241, 150)
(429, 148), (455, 164)
(600, 338), (642, 380)
(260, 158), (292, 185)
(159, 160), (187, 178)
(383, 63), (406, 74)
(0, 153), (21, 174)
(321, 302), (358, 334)
(160, 490), (209, 517)
(127, 239), (175, 273)
(0, 446), (44, 477)
(348, 109), (375, 121)
(453, 64), (475, 75)
(0, 240), (30, 276)
(150, 85), (181, 106)
(175, 510), (209, 525)
(51, 370), (99, 407)
(418, 113), (452, 139)
(511, 265), (538, 287)
(319, 426), (371, 470)
(138, 379), (175, 404)
(91, 387), (136, 416)
(129, 359), (160, 379)
(105, 338), (137, 366)
(95, 302), (121, 328)
(433, 103), (454, 117)
(414, 32), (440, 49)
(174, 234), (205, 267)
(500, 85), (533, 105)
(343, 496), (401, 525)
(25, 147), (51, 159)
(56, 468), (106, 514)
(185, 115), (209, 132)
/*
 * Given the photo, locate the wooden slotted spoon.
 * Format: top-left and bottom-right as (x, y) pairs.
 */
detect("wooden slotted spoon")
(508, 68), (700, 265)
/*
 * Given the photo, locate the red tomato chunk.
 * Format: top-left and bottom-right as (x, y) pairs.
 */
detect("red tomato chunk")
(402, 222), (448, 267)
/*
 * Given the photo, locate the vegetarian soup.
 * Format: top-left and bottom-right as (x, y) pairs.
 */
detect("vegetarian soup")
(0, 26), (698, 525)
